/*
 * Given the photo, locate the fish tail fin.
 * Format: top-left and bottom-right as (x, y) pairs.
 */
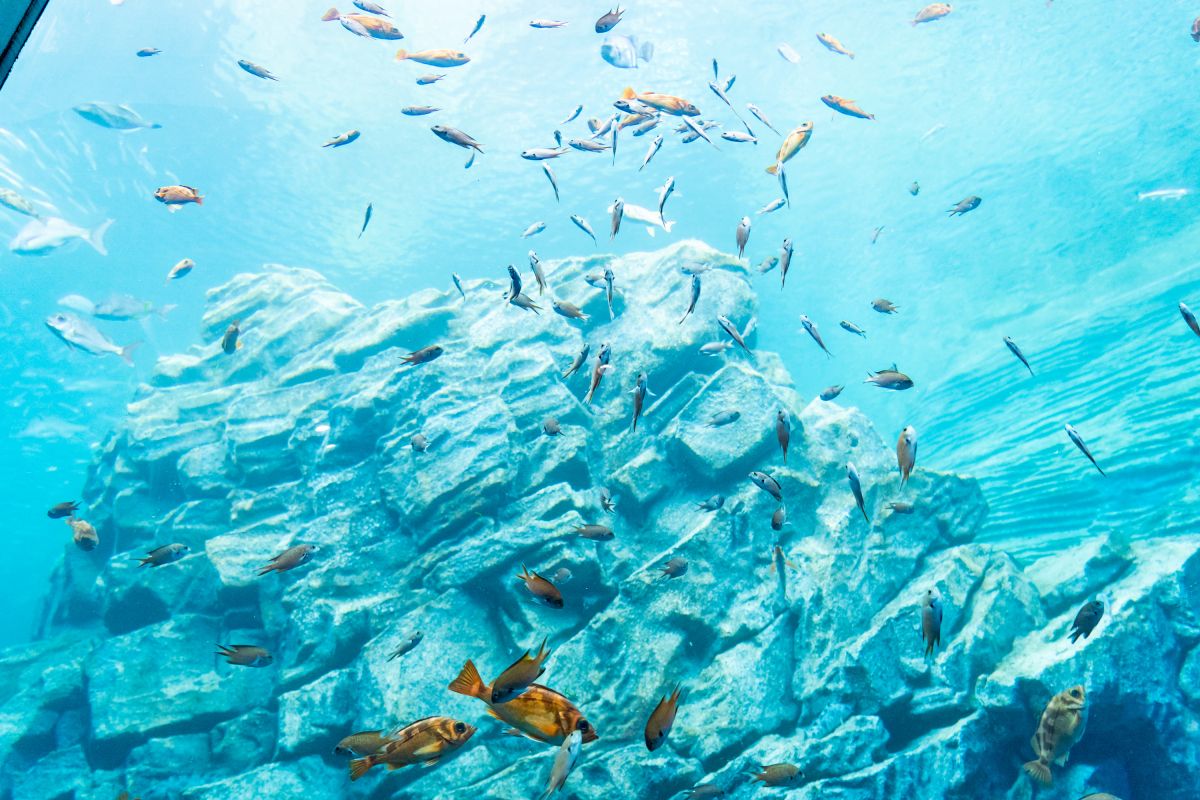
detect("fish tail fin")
(137, 556), (152, 567)
(447, 659), (488, 700)
(119, 341), (142, 366)
(867, 113), (876, 121)
(620, 86), (636, 99)
(157, 304), (178, 320)
(1022, 760), (1052, 786)
(256, 563), (276, 576)
(321, 8), (341, 21)
(87, 219), (114, 256)
(1069, 629), (1081, 644)
(193, 195), (204, 206)
(765, 163), (778, 175)
(349, 756), (375, 781)
(395, 49), (409, 60)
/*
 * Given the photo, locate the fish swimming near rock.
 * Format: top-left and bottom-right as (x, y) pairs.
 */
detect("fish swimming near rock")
(1023, 685), (1087, 786)
(865, 365), (913, 390)
(847, 463), (869, 522)
(489, 638), (552, 704)
(684, 784), (726, 797)
(348, 717), (476, 780)
(221, 321), (242, 354)
(707, 410), (741, 427)
(821, 95), (874, 120)
(73, 101), (161, 130)
(540, 729), (582, 799)
(334, 731), (389, 757)
(216, 644), (273, 667)
(257, 544), (317, 576)
(1064, 423), (1105, 476)
(11, 216), (112, 256)
(897, 426), (918, 488)
(697, 495), (725, 512)
(599, 487), (616, 513)
(644, 684), (682, 750)
(601, 34), (653, 69)
(749, 764), (802, 786)
(630, 372), (652, 431)
(750, 471), (783, 502)
(395, 49), (470, 67)
(401, 345), (443, 366)
(47, 501), (80, 519)
(921, 589), (942, 656)
(563, 344), (590, 379)
(1180, 302), (1200, 338)
(717, 314), (752, 352)
(679, 274), (701, 324)
(387, 631), (423, 661)
(553, 300), (588, 321)
(584, 344), (612, 404)
(411, 434), (430, 453)
(575, 524), (613, 540)
(1004, 336), (1034, 375)
(67, 517), (98, 551)
(820, 385), (844, 401)
(604, 267), (617, 320)
(776, 410), (791, 464)
(771, 507), (787, 532)
(516, 564), (564, 608)
(165, 258), (195, 283)
(1069, 600), (1104, 643)
(889, 501), (915, 514)
(659, 558), (688, 579)
(448, 661), (596, 745)
(948, 195), (981, 216)
(45, 313), (138, 364)
(138, 543), (189, 567)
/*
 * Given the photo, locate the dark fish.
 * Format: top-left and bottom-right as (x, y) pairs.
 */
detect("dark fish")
(659, 558), (688, 579)
(257, 544), (317, 576)
(221, 320), (241, 354)
(921, 589), (942, 656)
(401, 344), (443, 366)
(685, 784), (726, 797)
(630, 372), (651, 431)
(865, 365), (913, 390)
(707, 410), (740, 427)
(910, 180), (920, 196)
(1004, 336), (1034, 375)
(599, 487), (616, 513)
(776, 410), (790, 463)
(387, 630), (423, 660)
(819, 385), (843, 401)
(697, 494), (725, 511)
(871, 298), (899, 314)
(897, 426), (918, 489)
(888, 501), (915, 514)
(543, 417), (564, 436)
(216, 644), (273, 667)
(517, 564), (564, 608)
(575, 524), (614, 540)
(595, 6), (624, 33)
(847, 463), (868, 522)
(770, 506), (786, 531)
(357, 203), (372, 238)
(749, 764), (802, 786)
(137, 543), (190, 567)
(1180, 302), (1200, 338)
(1064, 423), (1106, 476)
(411, 434), (429, 453)
(644, 684), (682, 750)
(584, 343), (612, 405)
(1069, 599), (1104, 643)
(464, 13), (485, 44)
(491, 638), (551, 704)
(948, 196), (981, 216)
(47, 501), (80, 519)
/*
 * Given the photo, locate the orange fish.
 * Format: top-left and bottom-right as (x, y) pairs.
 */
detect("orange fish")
(448, 660), (597, 746)
(644, 684), (682, 751)
(348, 716), (475, 781)
(154, 185), (203, 206)
(619, 87), (699, 117)
(516, 564), (564, 608)
(257, 544), (317, 576)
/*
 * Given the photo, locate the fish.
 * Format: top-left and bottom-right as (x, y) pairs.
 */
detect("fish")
(448, 662), (596, 745)
(525, 252), (548, 296)
(819, 385), (844, 401)
(865, 366), (913, 390)
(840, 320), (867, 337)
(604, 267), (617, 320)
(679, 275), (701, 324)
(871, 225), (885, 245)
(630, 372), (652, 431)
(73, 102), (161, 130)
(897, 426), (918, 488)
(511, 293), (542, 314)
(601, 34), (653, 69)
(750, 764), (802, 786)
(717, 314), (752, 352)
(257, 544), (317, 576)
(386, 630), (423, 660)
(777, 43), (801, 63)
(921, 589), (943, 656)
(774, 410), (792, 463)
(776, 160), (791, 207)
(138, 543), (190, 568)
(1002, 336), (1036, 375)
(847, 463), (869, 522)
(575, 524), (613, 541)
(595, 6), (624, 33)
(756, 256), (778, 274)
(1138, 188), (1191, 201)
(584, 344), (613, 404)
(817, 32), (854, 58)
(872, 298), (899, 314)
(432, 125), (483, 151)
(821, 95), (875, 120)
(320, 9), (403, 39)
(356, 203), (373, 238)
(353, 0), (389, 14)
(221, 321), (242, 354)
(411, 434), (430, 453)
(155, 185), (203, 207)
(1194, 17), (1200, 42)
(166, 258), (195, 283)
(323, 130), (361, 148)
(707, 81), (752, 132)
(610, 199), (624, 240)
(47, 501), (80, 519)
(621, 202), (674, 236)
(524, 147), (570, 159)
(800, 315), (831, 358)
(633, 116), (660, 136)
(490, 638), (552, 704)
(684, 785), (725, 798)
(735, 216), (751, 258)
(395, 49), (470, 67)
(888, 501), (915, 514)
(517, 564), (564, 608)
(721, 131), (756, 144)
(216, 644), (273, 667)
(401, 345), (443, 366)
(237, 59), (278, 80)
(563, 344), (590, 379)
(561, 107), (583, 127)
(543, 417), (564, 436)
(659, 558), (688, 579)
(540, 729), (582, 799)
(1070, 599), (1104, 643)
(334, 731), (389, 757)
(0, 187), (39, 218)
(1064, 424), (1105, 476)
(416, 74), (445, 85)
(707, 410), (741, 427)
(697, 494), (725, 511)
(1023, 686), (1086, 786)
(611, 113), (621, 164)
(539, 164), (560, 203)
(45, 313), (137, 364)
(1181, 302), (1200, 338)
(780, 240), (795, 289)
(948, 196), (981, 216)
(552, 567), (573, 583)
(522, 221), (547, 239)
(599, 487), (616, 513)
(136, 47), (161, 56)
(746, 104), (780, 135)
(757, 198), (785, 215)
(571, 214), (597, 243)
(349, 717), (476, 780)
(11, 217), (112, 256)
(912, 3), (953, 25)
(464, 13), (485, 44)
(771, 507), (787, 531)
(619, 87), (699, 117)
(639, 135), (662, 171)
(657, 176), (675, 221)
(644, 685), (682, 750)
(765, 123), (813, 174)
(679, 116), (717, 147)
(750, 471), (783, 502)
(401, 106), (439, 116)
(67, 517), (98, 551)
(532, 19), (569, 29)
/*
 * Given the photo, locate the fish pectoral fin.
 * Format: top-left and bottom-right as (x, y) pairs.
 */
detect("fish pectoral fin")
(423, 756), (442, 767)
(502, 727), (527, 737)
(485, 707), (503, 721)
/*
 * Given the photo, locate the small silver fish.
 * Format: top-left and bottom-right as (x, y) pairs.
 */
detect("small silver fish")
(542, 164), (560, 203)
(571, 214), (597, 243)
(452, 273), (465, 299)
(561, 104), (583, 123)
(604, 267), (617, 320)
(640, 135), (662, 171)
(800, 315), (831, 358)
(522, 221), (547, 239)
(657, 176), (675, 221)
(779, 239), (793, 290)
(839, 320), (866, 338)
(679, 274), (700, 324)
(819, 385), (843, 401)
(716, 314), (751, 352)
(847, 463), (868, 522)
(1065, 423), (1106, 476)
(720, 131), (756, 144)
(529, 251), (548, 295)
(735, 216), (751, 258)
(563, 344), (590, 379)
(757, 198), (785, 215)
(522, 147), (568, 160)
(746, 103), (780, 134)
(610, 199), (624, 240)
(749, 471), (783, 502)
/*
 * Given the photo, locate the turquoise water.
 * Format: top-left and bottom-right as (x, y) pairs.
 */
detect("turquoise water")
(1, 1), (1199, 797)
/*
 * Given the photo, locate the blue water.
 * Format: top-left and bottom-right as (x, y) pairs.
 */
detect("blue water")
(1, 1), (1199, 795)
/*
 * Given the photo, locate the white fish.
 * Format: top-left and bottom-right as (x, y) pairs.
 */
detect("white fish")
(353, 0), (389, 15)
(44, 312), (138, 364)
(571, 214), (597, 243)
(532, 19), (569, 29)
(746, 103), (780, 134)
(1137, 188), (1191, 201)
(543, 164), (560, 202)
(639, 135), (662, 171)
(610, 198), (624, 239)
(620, 203), (674, 236)
(757, 198), (785, 214)
(541, 729), (582, 799)
(561, 104), (583, 123)
(522, 221), (547, 239)
(0, 187), (40, 218)
(777, 43), (800, 63)
(657, 176), (675, 221)
(735, 216), (751, 258)
(10, 217), (112, 256)
(721, 131), (757, 143)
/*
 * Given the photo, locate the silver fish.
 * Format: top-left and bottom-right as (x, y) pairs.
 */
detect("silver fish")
(839, 320), (866, 338)
(921, 589), (942, 655)
(522, 147), (568, 160)
(563, 344), (590, 379)
(721, 131), (756, 143)
(1004, 336), (1034, 375)
(717, 314), (751, 352)
(401, 106), (439, 116)
(10, 217), (112, 256)
(847, 462), (868, 522)
(630, 371), (652, 431)
(657, 176), (675, 221)
(529, 251), (548, 295)
(779, 239), (793, 289)
(432, 125), (484, 152)
(1065, 423), (1106, 476)
(571, 214), (597, 243)
(464, 13), (485, 44)
(522, 221), (547, 239)
(0, 187), (40, 218)
(679, 274), (700, 324)
(452, 273), (465, 299)
(73, 101), (161, 130)
(639, 135), (662, 171)
(757, 198), (785, 215)
(91, 294), (175, 321)
(45, 312), (137, 364)
(746, 103), (780, 134)
(569, 138), (609, 153)
(749, 471), (782, 502)
(541, 729), (582, 799)
(358, 203), (372, 238)
(800, 315), (831, 358)
(532, 19), (569, 29)
(604, 267), (616, 320)
(354, 0), (390, 15)
(584, 343), (612, 404)
(697, 494), (725, 511)
(735, 216), (751, 258)
(386, 631), (423, 661)
(542, 164), (560, 203)
(610, 198), (624, 240)
(707, 410), (741, 426)
(237, 59), (279, 80)
(561, 105), (583, 124)
(819, 385), (843, 401)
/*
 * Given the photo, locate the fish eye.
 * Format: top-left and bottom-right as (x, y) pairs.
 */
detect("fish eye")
(454, 721), (466, 734)
(577, 719), (590, 732)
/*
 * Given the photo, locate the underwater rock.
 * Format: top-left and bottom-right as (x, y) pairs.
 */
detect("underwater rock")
(1, 242), (1198, 798)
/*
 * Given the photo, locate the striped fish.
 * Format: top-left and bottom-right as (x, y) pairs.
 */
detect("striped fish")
(1023, 685), (1086, 785)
